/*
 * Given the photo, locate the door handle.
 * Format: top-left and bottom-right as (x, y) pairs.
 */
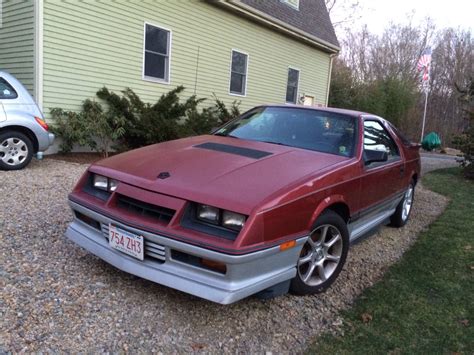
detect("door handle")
(400, 165), (405, 176)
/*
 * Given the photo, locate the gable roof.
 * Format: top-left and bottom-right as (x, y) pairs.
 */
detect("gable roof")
(213, 0), (339, 53)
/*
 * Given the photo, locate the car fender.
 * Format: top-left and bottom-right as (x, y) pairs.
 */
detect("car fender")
(0, 112), (53, 151)
(307, 194), (349, 230)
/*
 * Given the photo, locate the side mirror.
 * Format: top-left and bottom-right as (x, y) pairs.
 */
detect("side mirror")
(364, 149), (388, 165)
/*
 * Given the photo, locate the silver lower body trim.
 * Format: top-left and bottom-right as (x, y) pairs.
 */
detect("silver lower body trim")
(66, 200), (306, 304)
(348, 192), (404, 242)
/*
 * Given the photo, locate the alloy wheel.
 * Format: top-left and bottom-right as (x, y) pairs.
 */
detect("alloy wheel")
(297, 224), (343, 287)
(401, 186), (414, 221)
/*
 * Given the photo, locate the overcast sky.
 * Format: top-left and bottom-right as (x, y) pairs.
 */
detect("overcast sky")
(333, 0), (473, 35)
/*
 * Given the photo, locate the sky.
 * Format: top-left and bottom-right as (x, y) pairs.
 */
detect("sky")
(332, 0), (473, 35)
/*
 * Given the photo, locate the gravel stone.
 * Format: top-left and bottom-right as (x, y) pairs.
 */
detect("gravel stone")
(0, 158), (451, 353)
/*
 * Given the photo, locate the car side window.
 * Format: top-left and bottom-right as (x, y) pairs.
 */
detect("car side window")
(364, 120), (400, 163)
(0, 78), (18, 99)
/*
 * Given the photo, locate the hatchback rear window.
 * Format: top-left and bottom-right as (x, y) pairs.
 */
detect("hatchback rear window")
(0, 78), (18, 99)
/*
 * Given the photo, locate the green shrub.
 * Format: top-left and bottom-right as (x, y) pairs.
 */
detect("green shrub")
(81, 99), (126, 157)
(50, 108), (93, 153)
(51, 86), (241, 154)
(50, 99), (126, 157)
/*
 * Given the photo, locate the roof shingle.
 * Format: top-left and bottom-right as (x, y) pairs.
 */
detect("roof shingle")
(240, 0), (339, 48)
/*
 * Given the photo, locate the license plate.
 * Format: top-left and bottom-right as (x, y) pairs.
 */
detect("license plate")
(108, 224), (144, 260)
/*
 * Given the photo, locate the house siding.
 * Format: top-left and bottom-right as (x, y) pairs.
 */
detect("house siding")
(0, 0), (35, 95)
(42, 0), (331, 116)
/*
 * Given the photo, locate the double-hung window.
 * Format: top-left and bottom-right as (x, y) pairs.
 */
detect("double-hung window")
(229, 50), (248, 96)
(286, 68), (300, 103)
(143, 23), (171, 82)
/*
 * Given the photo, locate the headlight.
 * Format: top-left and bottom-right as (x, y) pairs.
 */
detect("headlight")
(222, 211), (246, 231)
(93, 174), (108, 191)
(109, 179), (119, 192)
(195, 204), (246, 231)
(93, 174), (119, 192)
(196, 204), (220, 224)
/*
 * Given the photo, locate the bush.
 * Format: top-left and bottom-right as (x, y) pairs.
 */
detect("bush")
(50, 108), (94, 153)
(50, 100), (126, 157)
(51, 86), (241, 154)
(81, 99), (126, 157)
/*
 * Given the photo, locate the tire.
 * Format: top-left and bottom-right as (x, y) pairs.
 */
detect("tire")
(390, 180), (415, 228)
(290, 210), (349, 295)
(0, 131), (34, 170)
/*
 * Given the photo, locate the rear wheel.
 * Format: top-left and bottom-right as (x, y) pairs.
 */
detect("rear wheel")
(0, 131), (34, 170)
(390, 180), (415, 227)
(290, 210), (349, 295)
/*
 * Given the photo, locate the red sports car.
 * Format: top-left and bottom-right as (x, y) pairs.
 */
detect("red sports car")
(66, 105), (420, 304)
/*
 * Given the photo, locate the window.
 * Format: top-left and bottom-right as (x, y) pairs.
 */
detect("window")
(364, 120), (400, 162)
(280, 0), (299, 10)
(229, 50), (248, 96)
(143, 23), (171, 82)
(0, 78), (18, 99)
(286, 68), (299, 103)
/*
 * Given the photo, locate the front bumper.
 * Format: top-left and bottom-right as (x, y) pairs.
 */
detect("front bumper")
(66, 200), (306, 304)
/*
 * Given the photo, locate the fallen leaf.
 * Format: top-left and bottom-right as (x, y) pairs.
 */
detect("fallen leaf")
(459, 319), (469, 327)
(469, 265), (474, 270)
(464, 244), (472, 250)
(361, 313), (373, 323)
(191, 343), (207, 351)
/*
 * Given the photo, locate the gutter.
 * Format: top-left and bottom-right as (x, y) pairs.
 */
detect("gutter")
(325, 53), (337, 106)
(212, 0), (340, 54)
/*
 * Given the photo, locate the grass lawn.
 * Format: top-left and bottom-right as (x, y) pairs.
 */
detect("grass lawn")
(309, 168), (474, 354)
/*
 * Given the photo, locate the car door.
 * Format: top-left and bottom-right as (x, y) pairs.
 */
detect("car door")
(358, 118), (405, 213)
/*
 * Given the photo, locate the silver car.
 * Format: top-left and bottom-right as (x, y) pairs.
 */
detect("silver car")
(0, 71), (54, 170)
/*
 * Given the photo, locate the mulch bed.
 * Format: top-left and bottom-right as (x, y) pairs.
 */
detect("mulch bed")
(46, 153), (107, 165)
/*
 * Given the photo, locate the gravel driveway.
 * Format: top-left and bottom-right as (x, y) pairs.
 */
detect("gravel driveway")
(0, 157), (454, 353)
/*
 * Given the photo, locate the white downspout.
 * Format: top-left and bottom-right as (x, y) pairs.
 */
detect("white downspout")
(325, 53), (336, 107)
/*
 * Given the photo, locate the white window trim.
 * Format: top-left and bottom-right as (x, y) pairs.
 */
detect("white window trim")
(34, 0), (44, 109)
(228, 49), (249, 97)
(142, 21), (172, 85)
(280, 0), (299, 10)
(285, 66), (300, 104)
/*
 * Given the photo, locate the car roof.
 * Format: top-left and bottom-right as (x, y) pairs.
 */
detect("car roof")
(255, 104), (368, 118)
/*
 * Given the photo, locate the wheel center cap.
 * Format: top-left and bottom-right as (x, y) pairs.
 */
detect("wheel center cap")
(313, 247), (324, 261)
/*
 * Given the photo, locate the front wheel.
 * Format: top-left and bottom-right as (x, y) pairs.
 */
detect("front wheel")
(0, 131), (34, 170)
(390, 181), (415, 227)
(290, 210), (349, 295)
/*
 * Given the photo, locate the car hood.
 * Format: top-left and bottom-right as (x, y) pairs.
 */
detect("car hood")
(92, 135), (348, 213)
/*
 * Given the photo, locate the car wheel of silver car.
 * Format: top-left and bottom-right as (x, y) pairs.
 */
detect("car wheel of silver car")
(290, 210), (349, 295)
(390, 180), (415, 227)
(0, 131), (34, 170)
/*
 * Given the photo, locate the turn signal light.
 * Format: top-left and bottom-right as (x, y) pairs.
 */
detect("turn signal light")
(200, 258), (227, 274)
(35, 117), (49, 131)
(280, 240), (296, 251)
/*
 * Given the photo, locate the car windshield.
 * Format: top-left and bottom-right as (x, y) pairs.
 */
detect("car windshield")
(215, 107), (357, 157)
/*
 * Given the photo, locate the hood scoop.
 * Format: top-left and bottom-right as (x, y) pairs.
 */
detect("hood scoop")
(194, 142), (272, 159)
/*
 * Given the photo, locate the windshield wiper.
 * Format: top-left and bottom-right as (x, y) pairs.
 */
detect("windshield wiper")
(214, 133), (240, 139)
(261, 140), (291, 147)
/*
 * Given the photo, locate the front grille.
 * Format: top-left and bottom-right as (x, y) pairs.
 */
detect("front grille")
(101, 223), (166, 262)
(116, 195), (175, 225)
